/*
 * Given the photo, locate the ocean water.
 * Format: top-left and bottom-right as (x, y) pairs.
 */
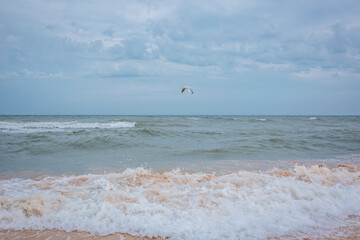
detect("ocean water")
(1, 115), (360, 239)
(1, 115), (360, 176)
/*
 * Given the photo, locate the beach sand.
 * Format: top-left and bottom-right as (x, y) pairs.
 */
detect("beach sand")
(0, 229), (151, 239)
(1, 224), (360, 240)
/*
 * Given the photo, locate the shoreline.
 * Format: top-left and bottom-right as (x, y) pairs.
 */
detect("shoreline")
(1, 222), (360, 240)
(1, 156), (360, 179)
(0, 229), (151, 240)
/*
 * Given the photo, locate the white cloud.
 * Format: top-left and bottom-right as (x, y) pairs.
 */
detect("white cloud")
(120, 2), (177, 23)
(293, 67), (360, 81)
(0, 69), (67, 80)
(235, 59), (291, 72)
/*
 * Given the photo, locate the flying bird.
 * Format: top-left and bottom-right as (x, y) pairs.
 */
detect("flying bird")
(181, 86), (194, 94)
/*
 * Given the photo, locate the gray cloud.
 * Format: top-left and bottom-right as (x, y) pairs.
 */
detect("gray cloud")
(0, 0), (359, 114)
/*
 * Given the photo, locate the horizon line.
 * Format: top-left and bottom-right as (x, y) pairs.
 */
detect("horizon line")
(0, 114), (359, 117)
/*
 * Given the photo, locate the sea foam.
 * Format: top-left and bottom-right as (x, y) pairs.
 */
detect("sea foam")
(1, 165), (360, 239)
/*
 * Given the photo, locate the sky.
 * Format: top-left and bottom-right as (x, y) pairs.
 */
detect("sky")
(0, 0), (360, 115)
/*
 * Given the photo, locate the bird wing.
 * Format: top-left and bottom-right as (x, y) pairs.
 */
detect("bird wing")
(181, 87), (186, 93)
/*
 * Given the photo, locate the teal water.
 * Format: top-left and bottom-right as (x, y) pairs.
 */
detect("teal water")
(1, 115), (360, 176)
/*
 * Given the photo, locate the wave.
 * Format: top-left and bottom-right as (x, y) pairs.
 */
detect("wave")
(135, 128), (168, 137)
(190, 131), (222, 135)
(202, 116), (237, 121)
(249, 118), (269, 122)
(1, 164), (359, 239)
(0, 121), (136, 133)
(187, 117), (200, 121)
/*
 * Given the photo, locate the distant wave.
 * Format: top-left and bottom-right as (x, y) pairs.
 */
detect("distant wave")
(0, 165), (359, 239)
(249, 118), (268, 122)
(202, 116), (236, 121)
(135, 128), (169, 137)
(0, 121), (136, 133)
(190, 131), (222, 135)
(187, 117), (200, 121)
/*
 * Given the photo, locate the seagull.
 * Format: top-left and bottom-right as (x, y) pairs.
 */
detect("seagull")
(181, 86), (194, 94)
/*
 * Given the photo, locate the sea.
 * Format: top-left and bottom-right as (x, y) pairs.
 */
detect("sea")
(0, 115), (360, 239)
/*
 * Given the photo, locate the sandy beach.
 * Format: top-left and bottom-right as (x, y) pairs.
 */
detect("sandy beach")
(1, 222), (360, 240)
(0, 229), (152, 240)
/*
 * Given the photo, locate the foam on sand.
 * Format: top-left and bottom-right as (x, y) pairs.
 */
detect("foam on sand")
(1, 164), (360, 239)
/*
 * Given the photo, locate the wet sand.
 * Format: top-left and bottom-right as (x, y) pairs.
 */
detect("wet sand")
(0, 229), (153, 240)
(1, 224), (360, 240)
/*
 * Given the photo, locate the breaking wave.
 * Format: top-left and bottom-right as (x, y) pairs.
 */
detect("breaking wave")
(1, 164), (360, 239)
(0, 121), (136, 133)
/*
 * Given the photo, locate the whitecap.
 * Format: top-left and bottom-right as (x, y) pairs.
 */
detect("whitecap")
(0, 121), (136, 133)
(187, 117), (200, 121)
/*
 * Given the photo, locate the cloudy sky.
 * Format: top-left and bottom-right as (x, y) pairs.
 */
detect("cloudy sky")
(0, 0), (359, 115)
